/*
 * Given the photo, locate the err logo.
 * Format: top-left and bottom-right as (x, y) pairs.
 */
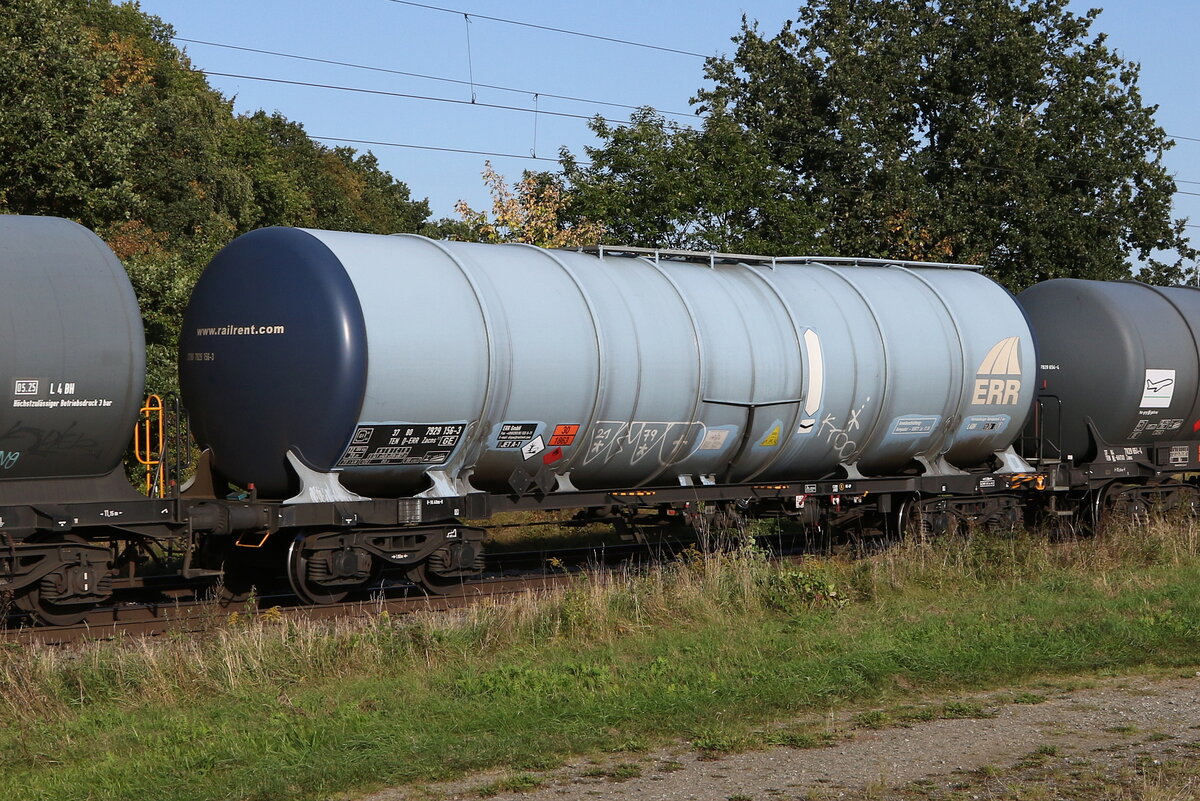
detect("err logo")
(971, 336), (1023, 406)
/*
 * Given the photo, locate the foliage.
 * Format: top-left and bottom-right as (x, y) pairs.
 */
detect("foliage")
(224, 111), (430, 236)
(0, 0), (431, 395)
(455, 161), (604, 247)
(562, 108), (818, 253)
(563, 0), (1193, 288)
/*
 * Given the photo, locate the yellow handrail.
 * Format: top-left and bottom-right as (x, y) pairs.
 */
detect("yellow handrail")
(134, 394), (165, 497)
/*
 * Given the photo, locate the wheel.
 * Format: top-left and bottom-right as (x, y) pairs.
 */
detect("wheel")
(13, 586), (94, 626)
(895, 495), (929, 540)
(1097, 482), (1149, 531)
(404, 561), (466, 596)
(12, 534), (108, 626)
(1170, 486), (1200, 517)
(286, 536), (352, 605)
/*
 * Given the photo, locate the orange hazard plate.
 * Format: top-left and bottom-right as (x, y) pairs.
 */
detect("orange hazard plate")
(549, 424), (580, 446)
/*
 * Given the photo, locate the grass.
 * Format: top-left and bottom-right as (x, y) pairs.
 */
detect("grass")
(473, 508), (633, 553)
(3, 514), (1200, 800)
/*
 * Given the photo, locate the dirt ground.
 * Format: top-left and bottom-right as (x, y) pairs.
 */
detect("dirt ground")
(360, 672), (1200, 801)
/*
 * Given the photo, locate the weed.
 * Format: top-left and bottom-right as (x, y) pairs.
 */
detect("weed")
(761, 728), (836, 749)
(940, 701), (998, 719)
(691, 728), (744, 759)
(759, 569), (848, 611)
(605, 736), (649, 753)
(476, 773), (544, 797)
(895, 706), (938, 723)
(1011, 692), (1047, 704)
(852, 709), (892, 729)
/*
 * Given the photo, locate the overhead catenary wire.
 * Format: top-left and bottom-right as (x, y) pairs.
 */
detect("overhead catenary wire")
(189, 70), (1200, 196)
(377, 1), (1200, 176)
(310, 135), (572, 163)
(173, 37), (698, 118)
(382, 0), (717, 59)
(198, 70), (654, 127)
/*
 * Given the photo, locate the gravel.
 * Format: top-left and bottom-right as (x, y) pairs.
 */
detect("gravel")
(359, 672), (1200, 801)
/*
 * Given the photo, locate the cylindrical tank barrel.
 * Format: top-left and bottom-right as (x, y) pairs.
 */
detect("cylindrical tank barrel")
(1018, 278), (1200, 460)
(179, 228), (1035, 498)
(0, 215), (145, 480)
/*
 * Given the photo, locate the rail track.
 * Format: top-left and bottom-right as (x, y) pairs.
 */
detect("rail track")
(2, 573), (577, 646)
(4, 525), (788, 645)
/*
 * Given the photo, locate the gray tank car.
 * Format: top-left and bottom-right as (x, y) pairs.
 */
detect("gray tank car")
(179, 228), (1036, 501)
(0, 215), (145, 492)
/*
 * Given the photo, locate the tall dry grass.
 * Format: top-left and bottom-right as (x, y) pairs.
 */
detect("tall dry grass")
(3, 512), (1197, 727)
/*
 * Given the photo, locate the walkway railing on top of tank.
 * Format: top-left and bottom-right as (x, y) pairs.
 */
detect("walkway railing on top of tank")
(577, 245), (984, 271)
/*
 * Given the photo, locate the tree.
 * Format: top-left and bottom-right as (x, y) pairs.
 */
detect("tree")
(223, 111), (430, 236)
(561, 109), (818, 254)
(565, 0), (1192, 288)
(455, 162), (604, 248)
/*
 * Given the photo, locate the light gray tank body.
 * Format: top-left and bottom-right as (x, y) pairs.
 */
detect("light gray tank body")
(0, 215), (145, 481)
(180, 229), (1035, 499)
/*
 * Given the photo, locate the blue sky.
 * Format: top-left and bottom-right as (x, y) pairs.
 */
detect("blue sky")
(135, 0), (1200, 259)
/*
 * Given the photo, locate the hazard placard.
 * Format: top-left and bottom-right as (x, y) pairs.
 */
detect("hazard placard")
(759, 425), (781, 447)
(549, 424), (580, 446)
(521, 436), (546, 460)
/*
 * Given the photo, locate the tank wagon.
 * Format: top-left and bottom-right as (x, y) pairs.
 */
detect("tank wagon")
(1017, 279), (1200, 520)
(179, 228), (1038, 498)
(175, 229), (1048, 602)
(0, 216), (174, 624)
(3, 215), (1200, 625)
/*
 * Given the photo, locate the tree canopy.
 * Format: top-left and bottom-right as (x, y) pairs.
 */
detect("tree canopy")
(563, 0), (1192, 289)
(453, 162), (604, 248)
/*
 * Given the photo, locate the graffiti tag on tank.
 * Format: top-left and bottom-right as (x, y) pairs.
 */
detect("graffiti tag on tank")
(0, 420), (101, 458)
(583, 421), (711, 467)
(816, 398), (871, 460)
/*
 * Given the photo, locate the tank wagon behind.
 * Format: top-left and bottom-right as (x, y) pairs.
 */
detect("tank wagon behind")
(0, 215), (146, 497)
(180, 229), (1037, 502)
(1019, 279), (1200, 461)
(1017, 278), (1200, 521)
(0, 215), (178, 626)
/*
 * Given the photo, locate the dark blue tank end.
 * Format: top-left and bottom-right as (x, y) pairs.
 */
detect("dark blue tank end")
(180, 228), (368, 497)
